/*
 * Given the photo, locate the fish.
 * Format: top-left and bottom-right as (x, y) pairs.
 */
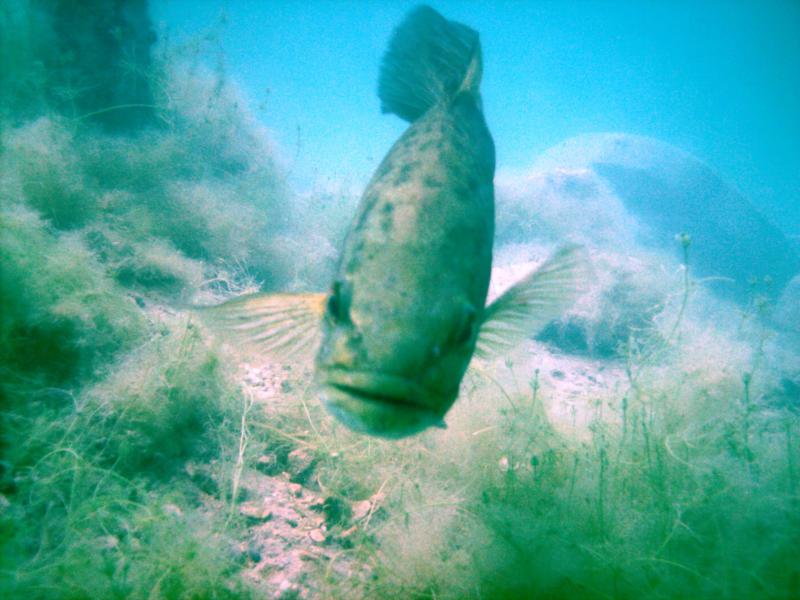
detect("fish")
(199, 5), (589, 438)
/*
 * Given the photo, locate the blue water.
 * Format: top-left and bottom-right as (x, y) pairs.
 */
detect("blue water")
(2, 2), (799, 598)
(153, 1), (800, 234)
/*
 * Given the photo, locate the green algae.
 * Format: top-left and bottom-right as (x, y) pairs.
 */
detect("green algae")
(1, 2), (798, 599)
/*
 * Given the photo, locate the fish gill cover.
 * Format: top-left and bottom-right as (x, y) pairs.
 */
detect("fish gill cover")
(0, 2), (799, 599)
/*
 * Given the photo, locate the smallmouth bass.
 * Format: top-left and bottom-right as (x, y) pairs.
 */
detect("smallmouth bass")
(201, 6), (588, 438)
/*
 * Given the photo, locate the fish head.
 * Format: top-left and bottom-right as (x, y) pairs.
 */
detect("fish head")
(315, 277), (480, 438)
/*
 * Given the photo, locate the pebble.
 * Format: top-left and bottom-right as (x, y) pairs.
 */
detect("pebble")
(351, 500), (372, 521)
(309, 529), (327, 544)
(239, 502), (273, 522)
(287, 449), (318, 483)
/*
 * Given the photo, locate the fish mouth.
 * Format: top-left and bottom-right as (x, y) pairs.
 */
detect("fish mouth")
(317, 369), (448, 439)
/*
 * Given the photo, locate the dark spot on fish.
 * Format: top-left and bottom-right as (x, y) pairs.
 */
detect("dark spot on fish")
(381, 202), (394, 214)
(345, 239), (365, 272)
(373, 158), (393, 180)
(326, 279), (352, 325)
(445, 161), (464, 179)
(453, 305), (477, 346)
(423, 175), (441, 188)
(452, 186), (469, 201)
(354, 191), (381, 231)
(345, 256), (361, 274)
(419, 139), (436, 152)
(394, 164), (413, 185)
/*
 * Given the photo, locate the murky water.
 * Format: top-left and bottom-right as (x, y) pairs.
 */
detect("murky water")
(1, 2), (798, 598)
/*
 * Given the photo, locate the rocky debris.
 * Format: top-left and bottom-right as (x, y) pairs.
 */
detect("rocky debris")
(308, 529), (327, 544)
(256, 453), (284, 476)
(498, 132), (800, 303)
(350, 500), (371, 521)
(234, 469), (372, 598)
(286, 448), (318, 484)
(228, 329), (634, 597)
(774, 274), (800, 335)
(239, 500), (274, 523)
(489, 341), (627, 442)
(242, 363), (313, 414)
(231, 342), (621, 596)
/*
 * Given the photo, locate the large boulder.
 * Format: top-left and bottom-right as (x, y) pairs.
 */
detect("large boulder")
(497, 133), (800, 304)
(775, 275), (800, 336)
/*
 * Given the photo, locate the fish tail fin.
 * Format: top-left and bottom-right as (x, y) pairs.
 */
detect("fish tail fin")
(378, 5), (481, 122)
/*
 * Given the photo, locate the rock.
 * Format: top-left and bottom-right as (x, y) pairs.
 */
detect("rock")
(336, 525), (358, 548)
(307, 497), (325, 511)
(535, 255), (667, 358)
(162, 503), (183, 518)
(297, 549), (327, 562)
(309, 529), (327, 544)
(255, 453), (283, 476)
(287, 448), (318, 483)
(774, 274), (800, 335)
(276, 582), (302, 600)
(97, 535), (119, 550)
(239, 501), (273, 522)
(351, 500), (372, 521)
(498, 132), (800, 303)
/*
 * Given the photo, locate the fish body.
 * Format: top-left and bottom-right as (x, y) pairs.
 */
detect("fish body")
(316, 6), (495, 436)
(200, 6), (588, 439)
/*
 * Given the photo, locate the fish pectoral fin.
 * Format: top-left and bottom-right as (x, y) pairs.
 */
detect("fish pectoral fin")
(474, 245), (591, 361)
(193, 292), (326, 362)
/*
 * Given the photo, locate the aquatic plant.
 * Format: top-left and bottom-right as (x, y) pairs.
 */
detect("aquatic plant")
(0, 316), (258, 598)
(0, 204), (146, 391)
(0, 3), (320, 596)
(2, 2), (797, 598)
(225, 235), (797, 598)
(283, 329), (795, 599)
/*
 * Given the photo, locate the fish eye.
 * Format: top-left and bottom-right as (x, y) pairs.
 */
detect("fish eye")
(454, 305), (477, 346)
(326, 280), (351, 324)
(326, 293), (340, 319)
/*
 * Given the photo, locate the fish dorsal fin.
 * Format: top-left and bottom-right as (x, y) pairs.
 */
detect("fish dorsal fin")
(474, 245), (590, 361)
(195, 292), (326, 362)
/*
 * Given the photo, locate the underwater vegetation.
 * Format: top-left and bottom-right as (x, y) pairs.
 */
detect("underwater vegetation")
(0, 1), (298, 597)
(1, 1), (798, 599)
